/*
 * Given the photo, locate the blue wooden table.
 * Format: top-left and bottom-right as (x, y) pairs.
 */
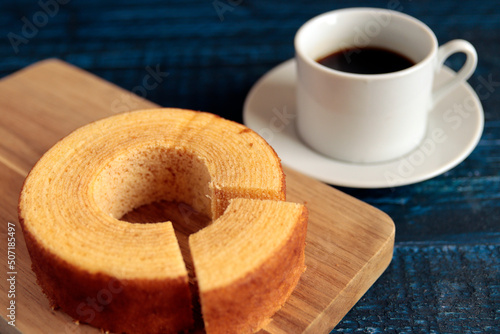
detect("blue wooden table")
(1, 0), (498, 333)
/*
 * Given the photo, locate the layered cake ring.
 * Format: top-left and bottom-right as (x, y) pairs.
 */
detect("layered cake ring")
(18, 108), (308, 334)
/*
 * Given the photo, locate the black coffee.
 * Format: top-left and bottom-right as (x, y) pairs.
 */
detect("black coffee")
(316, 47), (415, 74)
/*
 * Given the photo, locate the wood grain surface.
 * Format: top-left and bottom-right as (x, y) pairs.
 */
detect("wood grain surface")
(0, 59), (394, 334)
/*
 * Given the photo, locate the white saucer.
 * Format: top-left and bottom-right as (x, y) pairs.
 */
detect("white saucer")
(243, 59), (484, 188)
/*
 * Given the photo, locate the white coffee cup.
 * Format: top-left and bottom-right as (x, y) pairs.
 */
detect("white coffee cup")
(295, 8), (477, 163)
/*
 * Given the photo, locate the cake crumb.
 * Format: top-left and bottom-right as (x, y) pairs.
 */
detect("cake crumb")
(238, 128), (252, 134)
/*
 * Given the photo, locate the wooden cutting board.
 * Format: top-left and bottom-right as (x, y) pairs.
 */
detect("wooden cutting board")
(0, 59), (394, 334)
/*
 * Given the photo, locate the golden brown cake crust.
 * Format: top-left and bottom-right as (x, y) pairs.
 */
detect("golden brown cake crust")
(201, 207), (308, 334)
(19, 216), (193, 334)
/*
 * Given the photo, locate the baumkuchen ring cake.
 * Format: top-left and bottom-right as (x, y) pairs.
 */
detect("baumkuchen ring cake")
(18, 108), (308, 334)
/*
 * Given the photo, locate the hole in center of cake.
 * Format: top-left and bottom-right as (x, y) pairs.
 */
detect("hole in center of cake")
(92, 145), (213, 221)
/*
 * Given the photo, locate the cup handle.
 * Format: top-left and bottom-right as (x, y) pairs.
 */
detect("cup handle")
(432, 39), (478, 106)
